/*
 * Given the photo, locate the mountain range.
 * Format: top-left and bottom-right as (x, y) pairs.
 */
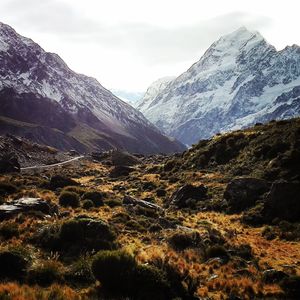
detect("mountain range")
(0, 22), (185, 154)
(138, 27), (300, 145)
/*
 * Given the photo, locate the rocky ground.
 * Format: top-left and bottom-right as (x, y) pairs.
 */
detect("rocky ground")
(0, 118), (299, 299)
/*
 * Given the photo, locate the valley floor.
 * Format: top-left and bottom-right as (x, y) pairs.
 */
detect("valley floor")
(0, 155), (299, 299)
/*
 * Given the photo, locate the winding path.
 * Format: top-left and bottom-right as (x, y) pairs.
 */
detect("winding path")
(20, 156), (85, 171)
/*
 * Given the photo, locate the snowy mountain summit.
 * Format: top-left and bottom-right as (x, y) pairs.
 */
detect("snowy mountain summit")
(138, 27), (300, 145)
(0, 22), (185, 153)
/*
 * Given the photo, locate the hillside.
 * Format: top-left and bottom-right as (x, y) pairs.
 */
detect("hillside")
(0, 22), (185, 154)
(0, 118), (299, 299)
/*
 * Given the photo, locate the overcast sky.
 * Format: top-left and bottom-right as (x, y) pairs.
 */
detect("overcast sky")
(0, 0), (299, 92)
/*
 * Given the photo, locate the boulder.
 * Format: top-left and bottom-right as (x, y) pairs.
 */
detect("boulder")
(0, 197), (58, 220)
(263, 181), (300, 221)
(0, 153), (20, 173)
(224, 177), (270, 213)
(109, 165), (134, 178)
(168, 184), (208, 208)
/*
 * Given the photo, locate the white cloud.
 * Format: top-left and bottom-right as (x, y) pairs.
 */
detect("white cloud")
(0, 0), (299, 91)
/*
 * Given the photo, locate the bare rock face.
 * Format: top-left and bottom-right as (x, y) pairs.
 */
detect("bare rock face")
(263, 181), (300, 222)
(0, 197), (58, 220)
(168, 184), (208, 208)
(224, 177), (270, 213)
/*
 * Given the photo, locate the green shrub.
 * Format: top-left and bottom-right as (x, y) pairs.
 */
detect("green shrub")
(27, 260), (64, 286)
(82, 199), (94, 209)
(59, 191), (80, 208)
(0, 222), (19, 240)
(0, 246), (31, 280)
(82, 191), (103, 207)
(91, 250), (136, 293)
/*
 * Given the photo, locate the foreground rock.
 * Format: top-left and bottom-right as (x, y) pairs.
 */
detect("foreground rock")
(168, 184), (208, 208)
(123, 195), (164, 214)
(0, 197), (58, 220)
(0, 153), (20, 173)
(263, 181), (300, 222)
(224, 178), (270, 213)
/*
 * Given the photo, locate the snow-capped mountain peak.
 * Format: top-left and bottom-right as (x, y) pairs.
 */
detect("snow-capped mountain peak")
(138, 27), (300, 145)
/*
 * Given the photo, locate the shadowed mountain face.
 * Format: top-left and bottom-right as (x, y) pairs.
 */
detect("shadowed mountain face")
(0, 22), (185, 154)
(138, 27), (300, 145)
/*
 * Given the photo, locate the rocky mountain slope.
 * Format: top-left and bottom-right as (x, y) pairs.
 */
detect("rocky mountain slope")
(139, 27), (300, 145)
(0, 22), (185, 154)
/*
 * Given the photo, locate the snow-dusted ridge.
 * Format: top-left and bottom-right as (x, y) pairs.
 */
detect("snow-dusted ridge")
(138, 27), (300, 145)
(0, 22), (185, 154)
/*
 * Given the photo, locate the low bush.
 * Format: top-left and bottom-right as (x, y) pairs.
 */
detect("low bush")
(82, 199), (94, 209)
(133, 265), (170, 299)
(91, 250), (170, 298)
(33, 218), (116, 255)
(91, 250), (136, 293)
(59, 191), (80, 208)
(105, 199), (122, 207)
(81, 191), (103, 207)
(49, 175), (79, 190)
(63, 186), (86, 196)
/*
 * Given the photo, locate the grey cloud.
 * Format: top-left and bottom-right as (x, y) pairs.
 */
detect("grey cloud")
(1, 0), (101, 34)
(0, 2), (272, 69)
